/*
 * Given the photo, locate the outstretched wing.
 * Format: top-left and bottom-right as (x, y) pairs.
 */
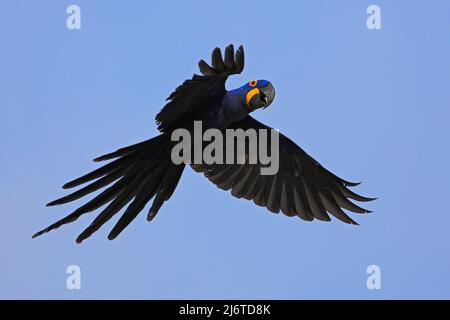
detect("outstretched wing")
(155, 44), (244, 132)
(192, 116), (375, 224)
(33, 45), (245, 243)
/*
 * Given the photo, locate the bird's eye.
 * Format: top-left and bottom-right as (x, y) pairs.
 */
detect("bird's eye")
(249, 80), (257, 87)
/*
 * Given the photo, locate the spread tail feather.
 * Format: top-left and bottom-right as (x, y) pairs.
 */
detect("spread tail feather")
(33, 134), (185, 243)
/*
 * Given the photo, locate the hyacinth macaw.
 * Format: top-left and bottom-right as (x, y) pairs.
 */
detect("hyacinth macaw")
(33, 45), (375, 243)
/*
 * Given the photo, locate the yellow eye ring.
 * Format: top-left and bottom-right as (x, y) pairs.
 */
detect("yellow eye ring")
(249, 80), (257, 87)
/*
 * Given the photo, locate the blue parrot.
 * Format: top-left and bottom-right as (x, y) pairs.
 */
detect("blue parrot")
(33, 45), (375, 243)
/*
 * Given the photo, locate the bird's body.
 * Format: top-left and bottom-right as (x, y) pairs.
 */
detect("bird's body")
(34, 45), (375, 243)
(217, 90), (249, 129)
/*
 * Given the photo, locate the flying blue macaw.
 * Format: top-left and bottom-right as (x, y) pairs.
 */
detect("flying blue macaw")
(34, 45), (375, 243)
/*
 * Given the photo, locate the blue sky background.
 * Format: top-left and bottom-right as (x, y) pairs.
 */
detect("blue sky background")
(1, 0), (450, 299)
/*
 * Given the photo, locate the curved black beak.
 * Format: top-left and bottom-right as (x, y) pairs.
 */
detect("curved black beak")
(259, 83), (275, 109)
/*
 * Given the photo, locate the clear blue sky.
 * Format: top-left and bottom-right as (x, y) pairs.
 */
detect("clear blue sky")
(1, 0), (450, 299)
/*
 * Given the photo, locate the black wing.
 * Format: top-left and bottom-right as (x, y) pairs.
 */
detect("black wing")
(155, 44), (244, 132)
(192, 116), (375, 224)
(33, 45), (245, 243)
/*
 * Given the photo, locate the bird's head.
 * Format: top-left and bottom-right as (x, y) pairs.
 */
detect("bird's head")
(241, 80), (275, 111)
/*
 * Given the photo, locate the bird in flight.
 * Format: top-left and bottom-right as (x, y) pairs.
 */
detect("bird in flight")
(33, 45), (375, 243)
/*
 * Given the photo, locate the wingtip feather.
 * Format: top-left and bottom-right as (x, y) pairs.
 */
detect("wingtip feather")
(147, 211), (157, 221)
(32, 227), (48, 239)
